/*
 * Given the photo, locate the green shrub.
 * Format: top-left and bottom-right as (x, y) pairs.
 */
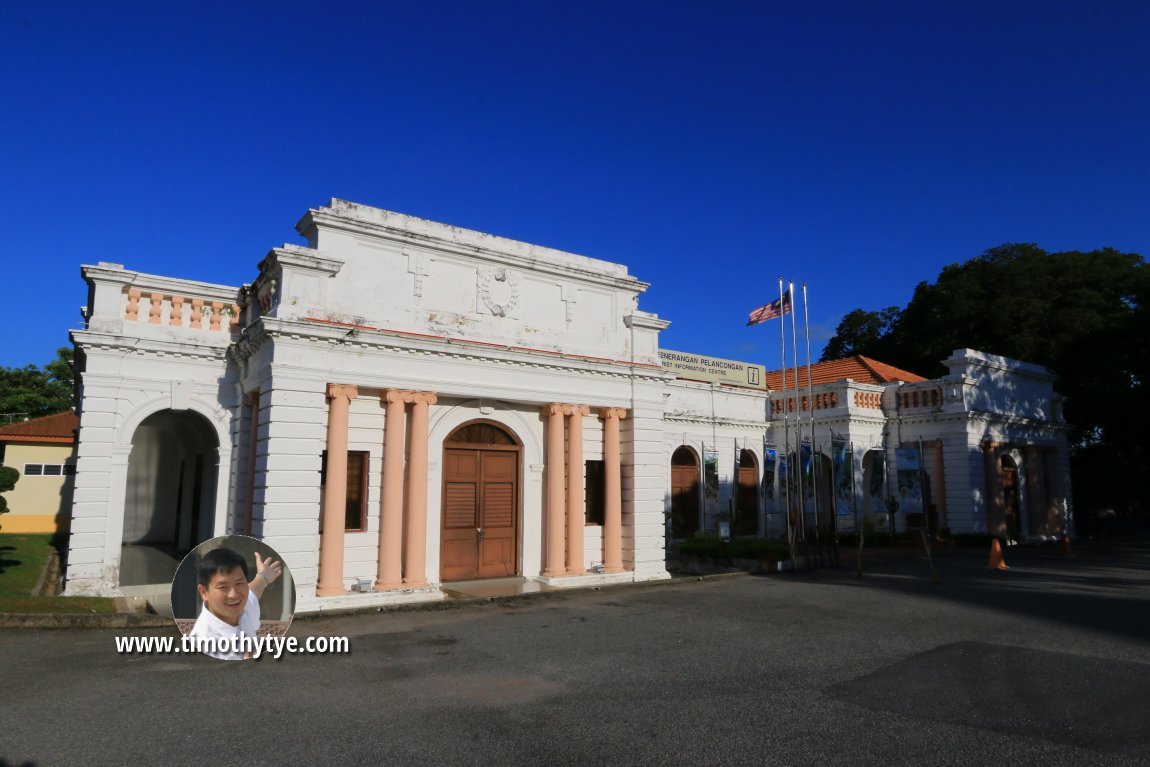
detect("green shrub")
(0, 465), (21, 519)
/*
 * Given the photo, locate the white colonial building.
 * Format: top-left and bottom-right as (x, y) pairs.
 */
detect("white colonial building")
(64, 200), (1073, 611)
(662, 352), (1073, 546)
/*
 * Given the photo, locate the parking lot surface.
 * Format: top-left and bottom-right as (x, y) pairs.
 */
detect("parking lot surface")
(3, 539), (1148, 766)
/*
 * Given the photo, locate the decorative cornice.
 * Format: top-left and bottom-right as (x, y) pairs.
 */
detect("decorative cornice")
(664, 414), (766, 429)
(961, 410), (1073, 432)
(257, 246), (344, 278)
(72, 330), (232, 360)
(81, 264), (241, 303)
(252, 317), (671, 383)
(625, 312), (670, 331)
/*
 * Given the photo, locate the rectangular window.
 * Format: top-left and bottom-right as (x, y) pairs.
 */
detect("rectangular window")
(21, 463), (73, 477)
(320, 450), (369, 531)
(585, 460), (605, 526)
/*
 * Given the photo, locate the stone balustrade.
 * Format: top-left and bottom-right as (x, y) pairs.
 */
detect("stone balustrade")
(896, 386), (943, 410)
(123, 287), (241, 332)
(770, 389), (842, 415)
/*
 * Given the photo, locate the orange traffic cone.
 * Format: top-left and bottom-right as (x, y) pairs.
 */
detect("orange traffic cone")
(988, 538), (1009, 570)
(1061, 534), (1073, 557)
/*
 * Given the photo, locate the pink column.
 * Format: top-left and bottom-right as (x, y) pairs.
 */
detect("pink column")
(403, 392), (437, 588)
(375, 389), (408, 590)
(600, 407), (627, 574)
(543, 403), (567, 577)
(317, 383), (358, 597)
(566, 405), (590, 575)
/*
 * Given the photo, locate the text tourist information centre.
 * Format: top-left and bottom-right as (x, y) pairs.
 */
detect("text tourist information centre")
(64, 200), (1073, 611)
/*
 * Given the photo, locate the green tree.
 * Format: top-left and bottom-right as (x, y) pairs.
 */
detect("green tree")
(820, 307), (901, 360)
(0, 347), (74, 418)
(0, 465), (19, 520)
(824, 244), (1149, 513)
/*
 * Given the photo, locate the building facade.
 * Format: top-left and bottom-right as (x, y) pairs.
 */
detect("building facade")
(663, 352), (1073, 545)
(64, 200), (1073, 610)
(0, 411), (78, 534)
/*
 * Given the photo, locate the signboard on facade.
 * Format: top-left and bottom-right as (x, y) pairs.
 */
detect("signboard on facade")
(658, 349), (767, 390)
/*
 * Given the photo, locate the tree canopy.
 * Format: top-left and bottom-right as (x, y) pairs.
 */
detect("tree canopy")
(823, 244), (1149, 513)
(0, 347), (75, 419)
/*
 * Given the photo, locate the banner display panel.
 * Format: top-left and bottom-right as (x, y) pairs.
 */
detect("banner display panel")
(895, 446), (924, 518)
(777, 452), (791, 538)
(703, 448), (720, 529)
(761, 446), (778, 517)
(832, 438), (853, 516)
(800, 443), (815, 518)
(762, 444), (784, 537)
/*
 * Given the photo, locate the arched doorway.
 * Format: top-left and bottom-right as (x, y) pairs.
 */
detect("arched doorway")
(121, 409), (218, 587)
(1001, 455), (1021, 542)
(441, 421), (521, 581)
(734, 449), (759, 536)
(670, 446), (701, 539)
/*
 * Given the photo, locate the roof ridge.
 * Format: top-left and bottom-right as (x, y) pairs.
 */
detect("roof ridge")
(856, 354), (926, 383)
(854, 355), (887, 382)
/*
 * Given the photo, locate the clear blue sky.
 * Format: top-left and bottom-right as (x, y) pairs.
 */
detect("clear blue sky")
(3, 1), (1147, 372)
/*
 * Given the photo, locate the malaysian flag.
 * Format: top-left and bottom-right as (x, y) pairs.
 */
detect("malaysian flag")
(746, 291), (791, 325)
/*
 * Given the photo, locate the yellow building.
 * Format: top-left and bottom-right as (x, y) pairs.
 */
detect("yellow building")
(0, 411), (78, 534)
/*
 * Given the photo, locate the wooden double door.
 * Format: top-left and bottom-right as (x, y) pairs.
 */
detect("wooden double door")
(441, 446), (520, 581)
(670, 447), (701, 539)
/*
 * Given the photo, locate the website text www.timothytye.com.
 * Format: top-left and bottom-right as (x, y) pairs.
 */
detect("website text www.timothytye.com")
(114, 633), (350, 659)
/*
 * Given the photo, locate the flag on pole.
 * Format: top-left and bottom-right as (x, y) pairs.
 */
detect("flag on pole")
(746, 292), (792, 325)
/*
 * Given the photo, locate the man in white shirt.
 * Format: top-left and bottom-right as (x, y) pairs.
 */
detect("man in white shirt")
(189, 547), (282, 660)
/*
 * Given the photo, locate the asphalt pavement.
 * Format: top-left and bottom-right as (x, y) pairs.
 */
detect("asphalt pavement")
(2, 536), (1148, 766)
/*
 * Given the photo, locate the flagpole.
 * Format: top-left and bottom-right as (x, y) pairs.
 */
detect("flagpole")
(802, 282), (822, 557)
(777, 276), (794, 565)
(732, 436), (739, 536)
(788, 280), (807, 554)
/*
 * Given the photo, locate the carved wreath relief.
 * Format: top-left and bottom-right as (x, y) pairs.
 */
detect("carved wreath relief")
(477, 267), (521, 318)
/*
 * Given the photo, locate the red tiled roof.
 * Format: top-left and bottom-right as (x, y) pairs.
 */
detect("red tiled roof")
(764, 355), (925, 390)
(0, 411), (79, 444)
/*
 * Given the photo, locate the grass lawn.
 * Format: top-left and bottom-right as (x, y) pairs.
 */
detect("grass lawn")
(0, 533), (53, 597)
(0, 533), (117, 614)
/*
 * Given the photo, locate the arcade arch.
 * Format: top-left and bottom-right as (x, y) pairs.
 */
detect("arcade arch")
(120, 409), (218, 587)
